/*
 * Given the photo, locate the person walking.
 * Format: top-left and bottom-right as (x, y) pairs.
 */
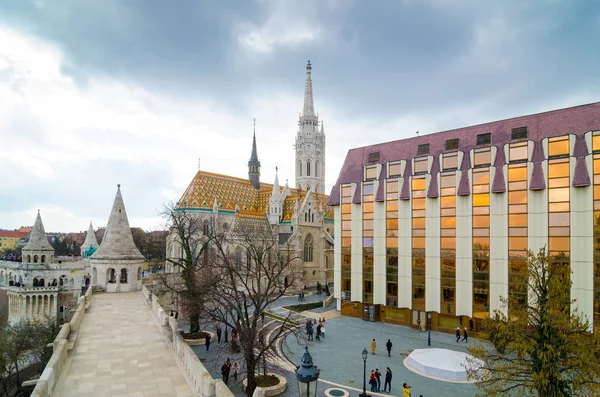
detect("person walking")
(205, 333), (211, 352)
(320, 324), (326, 339)
(217, 326), (222, 344)
(221, 358), (231, 385)
(316, 323), (322, 341)
(383, 367), (392, 393)
(375, 368), (381, 392)
(462, 327), (468, 343)
(416, 319), (421, 332)
(307, 324), (314, 341)
(370, 338), (377, 355)
(456, 327), (461, 343)
(402, 383), (411, 397)
(386, 339), (392, 357)
(232, 360), (240, 381)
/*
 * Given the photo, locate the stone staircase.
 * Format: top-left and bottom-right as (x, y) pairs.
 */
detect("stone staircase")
(302, 309), (341, 322)
(92, 286), (105, 294)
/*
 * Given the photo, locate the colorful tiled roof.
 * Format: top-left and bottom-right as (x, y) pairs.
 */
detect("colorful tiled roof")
(178, 171), (334, 221)
(232, 211), (272, 235)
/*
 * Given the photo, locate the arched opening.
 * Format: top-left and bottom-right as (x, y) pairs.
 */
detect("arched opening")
(18, 276), (23, 284)
(304, 213), (307, 222)
(306, 160), (311, 176)
(303, 234), (314, 262)
(107, 268), (116, 283)
(312, 213), (314, 222)
(298, 160), (302, 177)
(137, 267), (142, 281)
(41, 255), (46, 263)
(120, 269), (128, 284)
(39, 278), (45, 287)
(26, 255), (31, 263)
(69, 278), (74, 286)
(33, 255), (38, 263)
(92, 267), (97, 285)
(316, 160), (319, 177)
(51, 279), (57, 286)
(203, 220), (210, 235)
(59, 275), (67, 286)
(33, 277), (39, 287)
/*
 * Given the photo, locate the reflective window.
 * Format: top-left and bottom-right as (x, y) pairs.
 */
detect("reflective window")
(365, 166), (378, 180)
(389, 162), (402, 177)
(412, 175), (427, 310)
(440, 169), (457, 313)
(548, 157), (570, 256)
(548, 136), (570, 157)
(341, 184), (352, 299)
(363, 181), (375, 303)
(443, 152), (458, 170)
(414, 157), (429, 174)
(472, 165), (490, 318)
(509, 142), (528, 162)
(386, 179), (399, 306)
(474, 148), (491, 166)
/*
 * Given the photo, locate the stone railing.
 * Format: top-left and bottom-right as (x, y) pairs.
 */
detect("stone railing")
(30, 285), (93, 397)
(323, 293), (335, 308)
(3, 286), (59, 293)
(142, 285), (235, 397)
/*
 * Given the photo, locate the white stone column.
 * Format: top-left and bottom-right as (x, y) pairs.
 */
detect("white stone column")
(455, 170), (473, 317)
(571, 153), (594, 324)
(351, 192), (363, 301)
(334, 206), (342, 309)
(489, 164), (509, 316)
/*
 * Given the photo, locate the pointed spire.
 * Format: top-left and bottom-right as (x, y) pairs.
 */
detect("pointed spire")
(272, 167), (280, 194)
(91, 185), (144, 260)
(303, 60), (315, 117)
(82, 221), (99, 249)
(22, 210), (54, 252)
(248, 118), (261, 189)
(213, 197), (218, 212)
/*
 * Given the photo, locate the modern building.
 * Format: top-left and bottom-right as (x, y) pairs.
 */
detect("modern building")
(328, 102), (600, 332)
(169, 61), (334, 285)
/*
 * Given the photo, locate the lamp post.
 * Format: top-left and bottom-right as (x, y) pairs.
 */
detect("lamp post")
(427, 312), (432, 347)
(296, 346), (320, 397)
(360, 348), (370, 397)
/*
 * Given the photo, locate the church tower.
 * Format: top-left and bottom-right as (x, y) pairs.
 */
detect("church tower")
(248, 119), (261, 190)
(295, 60), (325, 194)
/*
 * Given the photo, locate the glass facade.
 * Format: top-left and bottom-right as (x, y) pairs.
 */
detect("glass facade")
(594, 135), (600, 326)
(547, 137), (570, 262)
(473, 148), (491, 319)
(386, 179), (399, 306)
(341, 184), (352, 297)
(440, 167), (456, 315)
(363, 183), (374, 303)
(508, 142), (529, 306)
(412, 177), (426, 310)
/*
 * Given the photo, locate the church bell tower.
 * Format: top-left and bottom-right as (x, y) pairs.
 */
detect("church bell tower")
(295, 61), (325, 194)
(248, 118), (261, 189)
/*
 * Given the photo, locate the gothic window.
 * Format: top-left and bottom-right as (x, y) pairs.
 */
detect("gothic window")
(137, 267), (142, 280)
(203, 220), (209, 235)
(316, 160), (319, 177)
(108, 268), (116, 283)
(236, 248), (243, 270)
(41, 255), (46, 263)
(304, 234), (314, 262)
(298, 160), (302, 177)
(307, 160), (311, 176)
(312, 213), (314, 222)
(305, 213), (308, 222)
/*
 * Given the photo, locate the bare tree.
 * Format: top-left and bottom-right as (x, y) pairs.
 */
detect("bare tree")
(202, 221), (303, 397)
(157, 204), (217, 336)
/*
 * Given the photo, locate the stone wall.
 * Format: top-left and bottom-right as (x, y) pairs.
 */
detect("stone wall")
(30, 285), (93, 397)
(142, 285), (235, 397)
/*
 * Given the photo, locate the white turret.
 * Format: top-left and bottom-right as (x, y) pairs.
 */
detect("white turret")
(22, 210), (55, 264)
(269, 167), (283, 225)
(81, 221), (100, 256)
(295, 60), (326, 194)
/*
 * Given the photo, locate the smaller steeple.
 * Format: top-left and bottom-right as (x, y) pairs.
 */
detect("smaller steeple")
(269, 167), (282, 225)
(248, 118), (261, 189)
(81, 221), (100, 256)
(22, 210), (54, 253)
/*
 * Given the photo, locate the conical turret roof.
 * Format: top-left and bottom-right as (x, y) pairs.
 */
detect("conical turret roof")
(22, 210), (54, 252)
(91, 185), (144, 260)
(82, 221), (99, 249)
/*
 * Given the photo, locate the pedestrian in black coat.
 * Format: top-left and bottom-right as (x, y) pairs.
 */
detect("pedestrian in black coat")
(217, 327), (222, 344)
(456, 327), (461, 343)
(383, 367), (392, 392)
(386, 339), (393, 357)
(375, 368), (381, 392)
(462, 327), (468, 343)
(205, 334), (211, 351)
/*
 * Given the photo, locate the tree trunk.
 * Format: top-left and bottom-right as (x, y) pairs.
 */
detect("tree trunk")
(189, 313), (200, 333)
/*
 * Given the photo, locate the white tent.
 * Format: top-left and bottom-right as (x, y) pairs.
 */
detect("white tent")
(406, 348), (483, 382)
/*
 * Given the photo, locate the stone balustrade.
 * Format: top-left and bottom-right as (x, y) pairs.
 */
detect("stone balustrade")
(4, 286), (59, 293)
(142, 285), (235, 397)
(30, 285), (93, 397)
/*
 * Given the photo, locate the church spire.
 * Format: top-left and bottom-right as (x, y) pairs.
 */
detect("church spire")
(248, 118), (261, 189)
(302, 60), (315, 118)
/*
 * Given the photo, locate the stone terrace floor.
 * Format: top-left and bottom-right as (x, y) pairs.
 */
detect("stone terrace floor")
(53, 292), (192, 397)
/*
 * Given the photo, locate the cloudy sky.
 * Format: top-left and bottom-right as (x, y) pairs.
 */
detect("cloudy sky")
(1, 0), (599, 232)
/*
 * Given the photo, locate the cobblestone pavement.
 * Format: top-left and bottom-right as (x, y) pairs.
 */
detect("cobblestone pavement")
(53, 292), (193, 397)
(192, 292), (478, 397)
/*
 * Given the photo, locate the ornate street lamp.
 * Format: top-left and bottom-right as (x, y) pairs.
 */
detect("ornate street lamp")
(427, 312), (432, 346)
(296, 346), (320, 397)
(360, 348), (370, 397)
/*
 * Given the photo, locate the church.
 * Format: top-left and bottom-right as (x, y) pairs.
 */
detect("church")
(169, 61), (334, 285)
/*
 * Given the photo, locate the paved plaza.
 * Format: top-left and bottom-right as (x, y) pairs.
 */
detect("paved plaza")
(192, 292), (477, 397)
(53, 292), (192, 397)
